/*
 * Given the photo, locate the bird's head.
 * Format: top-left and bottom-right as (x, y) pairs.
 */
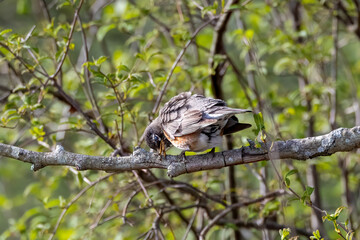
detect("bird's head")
(144, 117), (171, 154)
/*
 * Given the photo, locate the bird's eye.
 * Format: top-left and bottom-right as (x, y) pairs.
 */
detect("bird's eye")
(152, 134), (161, 143)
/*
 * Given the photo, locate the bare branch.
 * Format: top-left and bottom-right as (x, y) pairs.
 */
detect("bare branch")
(199, 190), (286, 240)
(330, 0), (339, 130)
(51, 0), (85, 79)
(151, 16), (218, 115)
(77, 14), (108, 135)
(48, 173), (116, 240)
(0, 126), (359, 177)
(208, 0), (239, 100)
(216, 219), (312, 237)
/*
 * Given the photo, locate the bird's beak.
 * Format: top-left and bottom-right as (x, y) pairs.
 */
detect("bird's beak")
(158, 140), (166, 158)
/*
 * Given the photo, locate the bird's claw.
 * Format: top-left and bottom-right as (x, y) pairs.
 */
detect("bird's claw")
(180, 150), (187, 163)
(209, 147), (216, 157)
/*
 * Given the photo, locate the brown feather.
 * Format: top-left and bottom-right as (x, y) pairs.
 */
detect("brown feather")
(159, 92), (251, 139)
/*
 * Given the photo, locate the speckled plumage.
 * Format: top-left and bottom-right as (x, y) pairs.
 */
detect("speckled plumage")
(145, 92), (252, 153)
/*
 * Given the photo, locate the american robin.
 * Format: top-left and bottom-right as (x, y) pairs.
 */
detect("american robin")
(144, 92), (252, 155)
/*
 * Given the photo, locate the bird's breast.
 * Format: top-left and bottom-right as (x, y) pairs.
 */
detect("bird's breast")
(163, 128), (223, 152)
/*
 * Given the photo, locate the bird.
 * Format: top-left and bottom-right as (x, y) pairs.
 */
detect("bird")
(144, 92), (252, 156)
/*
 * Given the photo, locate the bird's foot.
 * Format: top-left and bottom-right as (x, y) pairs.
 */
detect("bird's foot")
(179, 150), (188, 163)
(209, 147), (216, 157)
(158, 151), (166, 161)
(180, 150), (189, 173)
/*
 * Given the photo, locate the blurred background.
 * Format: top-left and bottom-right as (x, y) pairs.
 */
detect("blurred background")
(0, 0), (359, 239)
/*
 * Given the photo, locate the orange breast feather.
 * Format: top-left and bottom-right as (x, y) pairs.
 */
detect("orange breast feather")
(163, 131), (200, 150)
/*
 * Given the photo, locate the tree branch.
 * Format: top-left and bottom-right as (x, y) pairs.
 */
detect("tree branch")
(0, 126), (359, 177)
(50, 0), (85, 79)
(199, 189), (286, 240)
(151, 16), (218, 115)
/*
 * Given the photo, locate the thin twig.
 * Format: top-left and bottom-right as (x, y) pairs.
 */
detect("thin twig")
(199, 190), (286, 239)
(181, 201), (200, 240)
(0, 42), (46, 84)
(26, 48), (50, 78)
(330, 1), (339, 130)
(266, 138), (349, 238)
(122, 180), (165, 224)
(77, 14), (108, 134)
(90, 187), (124, 229)
(51, 0), (85, 79)
(48, 173), (116, 240)
(151, 16), (219, 115)
(132, 170), (161, 217)
(52, 81), (116, 149)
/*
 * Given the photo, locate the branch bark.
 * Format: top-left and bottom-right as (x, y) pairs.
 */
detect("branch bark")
(0, 126), (359, 178)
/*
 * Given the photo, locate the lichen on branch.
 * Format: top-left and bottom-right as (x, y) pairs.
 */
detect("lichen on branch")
(0, 126), (359, 178)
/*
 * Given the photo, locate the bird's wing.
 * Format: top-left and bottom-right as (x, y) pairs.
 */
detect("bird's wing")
(160, 92), (216, 139)
(191, 94), (251, 118)
(160, 92), (251, 139)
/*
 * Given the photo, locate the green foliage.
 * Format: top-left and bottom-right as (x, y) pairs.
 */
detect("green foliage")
(201, 1), (219, 18)
(279, 228), (291, 240)
(300, 186), (314, 204)
(322, 206), (349, 237)
(284, 169), (298, 188)
(310, 230), (323, 240)
(0, 0), (359, 239)
(253, 112), (265, 133)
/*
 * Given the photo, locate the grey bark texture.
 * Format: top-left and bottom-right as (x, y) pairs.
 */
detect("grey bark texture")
(0, 126), (359, 178)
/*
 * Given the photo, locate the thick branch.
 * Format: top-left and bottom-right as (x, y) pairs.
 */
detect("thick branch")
(0, 127), (359, 177)
(208, 0), (238, 99)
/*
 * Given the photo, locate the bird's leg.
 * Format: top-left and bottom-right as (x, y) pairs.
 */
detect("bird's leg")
(180, 150), (187, 163)
(180, 150), (189, 173)
(209, 147), (216, 157)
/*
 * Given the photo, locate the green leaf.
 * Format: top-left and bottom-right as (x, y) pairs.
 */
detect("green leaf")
(263, 200), (280, 216)
(3, 108), (17, 116)
(77, 172), (84, 186)
(29, 125), (45, 141)
(253, 112), (265, 135)
(346, 231), (354, 240)
(97, 24), (116, 42)
(201, 1), (218, 18)
(117, 64), (130, 72)
(305, 186), (314, 195)
(95, 56), (108, 66)
(245, 29), (254, 40)
(284, 169), (298, 187)
(13, 85), (27, 92)
(31, 103), (45, 110)
(310, 229), (322, 240)
(24, 183), (42, 197)
(334, 206), (346, 218)
(56, 0), (72, 9)
(44, 198), (61, 209)
(17, 0), (31, 15)
(7, 115), (21, 122)
(136, 53), (146, 61)
(279, 228), (290, 240)
(274, 57), (297, 74)
(105, 93), (116, 100)
(301, 186), (314, 204)
(0, 29), (12, 36)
